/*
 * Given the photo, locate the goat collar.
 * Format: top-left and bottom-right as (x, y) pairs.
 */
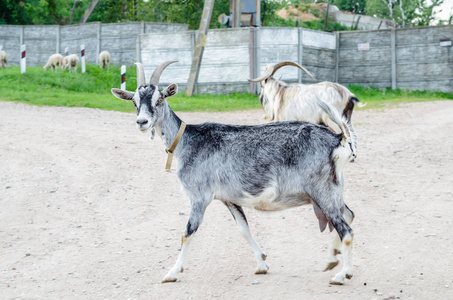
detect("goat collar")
(165, 122), (186, 172)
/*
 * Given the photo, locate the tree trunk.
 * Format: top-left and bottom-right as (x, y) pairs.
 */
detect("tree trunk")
(69, 0), (79, 24)
(79, 0), (99, 24)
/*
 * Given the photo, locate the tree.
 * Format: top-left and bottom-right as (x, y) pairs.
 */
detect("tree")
(0, 0), (33, 24)
(23, 0), (74, 25)
(79, 0), (99, 24)
(365, 0), (444, 26)
(328, 0), (367, 14)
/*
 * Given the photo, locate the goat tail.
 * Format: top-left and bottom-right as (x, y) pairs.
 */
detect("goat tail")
(315, 98), (357, 159)
(351, 96), (366, 108)
(315, 98), (345, 135)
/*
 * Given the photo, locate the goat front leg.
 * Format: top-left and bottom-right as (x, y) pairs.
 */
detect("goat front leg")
(223, 202), (269, 274)
(324, 204), (354, 272)
(162, 199), (209, 283)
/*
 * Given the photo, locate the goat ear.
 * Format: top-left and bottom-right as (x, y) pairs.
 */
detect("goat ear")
(162, 84), (178, 99)
(111, 88), (135, 101)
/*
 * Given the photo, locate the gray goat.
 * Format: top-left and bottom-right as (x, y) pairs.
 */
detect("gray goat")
(111, 61), (357, 285)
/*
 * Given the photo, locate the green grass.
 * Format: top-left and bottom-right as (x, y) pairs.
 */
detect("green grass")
(0, 65), (259, 113)
(348, 85), (453, 109)
(0, 65), (451, 112)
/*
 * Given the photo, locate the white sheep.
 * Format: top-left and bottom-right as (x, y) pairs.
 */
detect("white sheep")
(99, 51), (110, 71)
(62, 54), (79, 73)
(0, 51), (7, 68)
(43, 53), (63, 71)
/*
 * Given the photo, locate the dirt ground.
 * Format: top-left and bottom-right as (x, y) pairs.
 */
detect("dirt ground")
(1, 100), (452, 299)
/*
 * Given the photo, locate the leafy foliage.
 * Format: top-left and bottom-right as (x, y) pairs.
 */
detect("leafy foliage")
(328, 0), (367, 14)
(364, 0), (444, 26)
(261, 0), (350, 31)
(0, 0), (446, 29)
(0, 0), (231, 29)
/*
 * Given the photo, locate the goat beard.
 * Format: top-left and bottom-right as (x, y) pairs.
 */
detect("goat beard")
(150, 128), (155, 140)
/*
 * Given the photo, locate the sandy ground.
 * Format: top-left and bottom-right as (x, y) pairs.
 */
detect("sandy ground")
(1, 100), (452, 300)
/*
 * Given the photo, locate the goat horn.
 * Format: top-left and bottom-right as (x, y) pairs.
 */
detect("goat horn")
(248, 64), (275, 82)
(135, 62), (146, 88)
(271, 61), (316, 82)
(149, 61), (178, 86)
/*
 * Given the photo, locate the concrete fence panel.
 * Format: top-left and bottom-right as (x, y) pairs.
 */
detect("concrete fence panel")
(1, 22), (451, 93)
(140, 31), (193, 86)
(0, 22), (189, 68)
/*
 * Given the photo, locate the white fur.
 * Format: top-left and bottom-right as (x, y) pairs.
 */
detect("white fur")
(62, 54), (79, 72)
(99, 51), (110, 70)
(0, 50), (7, 68)
(43, 53), (63, 71)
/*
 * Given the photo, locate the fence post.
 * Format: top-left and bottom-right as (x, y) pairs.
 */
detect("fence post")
(56, 25), (60, 54)
(335, 32), (340, 83)
(249, 27), (256, 94)
(391, 29), (397, 90)
(136, 21), (145, 64)
(80, 44), (86, 73)
(96, 22), (101, 64)
(298, 28), (304, 83)
(121, 65), (126, 90)
(254, 27), (261, 95)
(136, 33), (141, 63)
(20, 44), (26, 73)
(20, 26), (24, 48)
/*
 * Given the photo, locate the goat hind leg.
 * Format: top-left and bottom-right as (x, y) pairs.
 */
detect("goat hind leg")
(324, 204), (354, 271)
(328, 210), (354, 285)
(162, 200), (209, 283)
(224, 202), (269, 274)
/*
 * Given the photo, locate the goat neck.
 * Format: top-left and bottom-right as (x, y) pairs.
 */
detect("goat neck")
(154, 102), (185, 154)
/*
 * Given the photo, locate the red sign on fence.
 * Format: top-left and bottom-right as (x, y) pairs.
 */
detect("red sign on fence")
(358, 43), (370, 51)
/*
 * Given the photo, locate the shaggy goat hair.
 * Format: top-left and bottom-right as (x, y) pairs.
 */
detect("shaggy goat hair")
(249, 61), (365, 159)
(111, 61), (357, 285)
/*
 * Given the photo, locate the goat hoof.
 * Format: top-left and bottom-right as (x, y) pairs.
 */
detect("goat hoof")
(255, 269), (268, 275)
(162, 277), (178, 283)
(346, 274), (353, 280)
(255, 262), (269, 274)
(329, 279), (344, 285)
(330, 273), (345, 285)
(324, 261), (339, 271)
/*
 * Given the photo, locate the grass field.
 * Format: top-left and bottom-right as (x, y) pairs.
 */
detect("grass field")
(1, 65), (452, 112)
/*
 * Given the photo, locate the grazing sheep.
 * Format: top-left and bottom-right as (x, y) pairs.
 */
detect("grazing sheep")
(62, 54), (79, 73)
(99, 51), (110, 71)
(0, 51), (7, 68)
(43, 53), (63, 71)
(111, 61), (357, 285)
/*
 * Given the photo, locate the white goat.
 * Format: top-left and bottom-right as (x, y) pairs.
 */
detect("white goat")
(249, 62), (365, 157)
(99, 51), (110, 71)
(62, 54), (79, 73)
(43, 53), (63, 71)
(111, 61), (357, 285)
(0, 51), (7, 68)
